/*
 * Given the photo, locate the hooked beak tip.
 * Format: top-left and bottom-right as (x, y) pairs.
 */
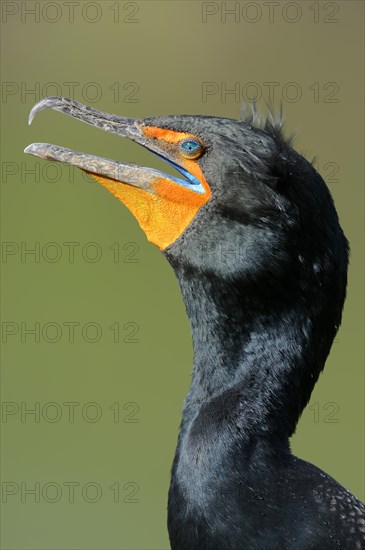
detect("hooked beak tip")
(28, 96), (61, 126)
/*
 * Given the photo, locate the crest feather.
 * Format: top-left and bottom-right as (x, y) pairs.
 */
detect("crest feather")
(240, 101), (294, 145)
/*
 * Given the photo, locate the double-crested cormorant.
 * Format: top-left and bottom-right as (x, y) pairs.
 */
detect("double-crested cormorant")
(25, 97), (365, 549)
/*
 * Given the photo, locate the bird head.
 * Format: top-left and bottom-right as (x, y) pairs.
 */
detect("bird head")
(25, 97), (347, 284)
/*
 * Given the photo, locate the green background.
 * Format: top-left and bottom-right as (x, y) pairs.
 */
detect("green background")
(1, 1), (364, 548)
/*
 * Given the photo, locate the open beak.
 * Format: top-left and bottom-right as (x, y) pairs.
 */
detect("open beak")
(25, 97), (202, 192)
(25, 97), (210, 250)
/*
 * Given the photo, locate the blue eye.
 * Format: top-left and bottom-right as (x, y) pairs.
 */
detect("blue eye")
(179, 138), (204, 159)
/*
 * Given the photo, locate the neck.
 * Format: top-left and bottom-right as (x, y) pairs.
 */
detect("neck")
(165, 256), (338, 546)
(174, 264), (320, 439)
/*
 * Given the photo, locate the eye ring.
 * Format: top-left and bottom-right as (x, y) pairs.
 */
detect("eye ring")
(179, 138), (204, 160)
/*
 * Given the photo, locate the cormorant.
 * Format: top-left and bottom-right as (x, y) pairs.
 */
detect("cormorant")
(25, 97), (365, 549)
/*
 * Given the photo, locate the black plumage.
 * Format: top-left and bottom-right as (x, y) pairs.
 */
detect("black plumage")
(158, 114), (364, 549)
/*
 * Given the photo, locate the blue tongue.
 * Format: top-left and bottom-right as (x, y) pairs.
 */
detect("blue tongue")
(153, 151), (205, 194)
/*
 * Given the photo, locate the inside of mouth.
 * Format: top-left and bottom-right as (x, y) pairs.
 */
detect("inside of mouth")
(152, 151), (203, 192)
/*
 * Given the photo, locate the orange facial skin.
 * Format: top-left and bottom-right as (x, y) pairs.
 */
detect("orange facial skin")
(87, 127), (211, 250)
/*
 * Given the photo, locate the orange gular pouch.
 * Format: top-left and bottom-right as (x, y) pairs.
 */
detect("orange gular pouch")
(85, 170), (210, 250)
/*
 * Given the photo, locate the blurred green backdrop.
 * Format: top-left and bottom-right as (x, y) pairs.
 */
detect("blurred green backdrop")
(1, 1), (364, 548)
